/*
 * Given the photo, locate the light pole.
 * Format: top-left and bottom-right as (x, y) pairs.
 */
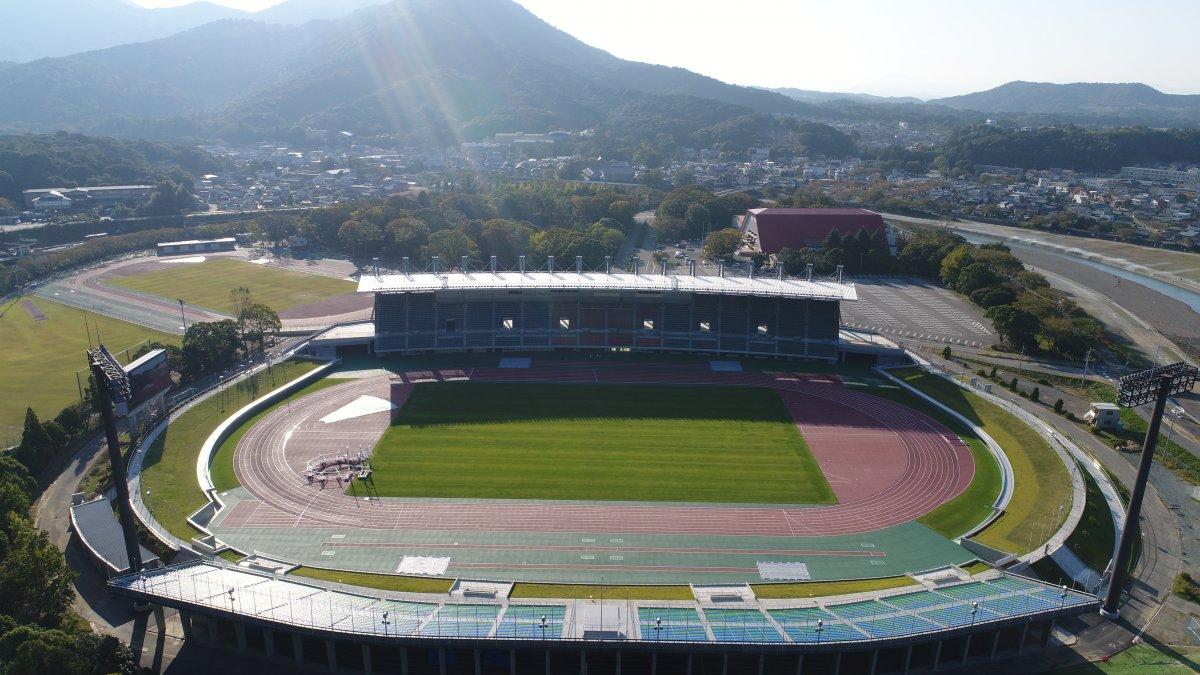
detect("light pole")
(1101, 362), (1198, 618)
(178, 299), (188, 332)
(815, 619), (823, 645)
(381, 611), (390, 636)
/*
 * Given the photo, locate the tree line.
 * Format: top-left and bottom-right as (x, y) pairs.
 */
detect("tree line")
(895, 227), (1104, 358)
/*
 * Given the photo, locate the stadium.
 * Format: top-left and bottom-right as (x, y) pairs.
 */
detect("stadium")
(77, 263), (1103, 674)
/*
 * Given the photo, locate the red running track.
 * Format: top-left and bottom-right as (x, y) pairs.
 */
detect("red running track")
(226, 363), (974, 538)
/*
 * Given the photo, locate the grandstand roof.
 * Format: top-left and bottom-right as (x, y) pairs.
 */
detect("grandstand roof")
(357, 272), (857, 302)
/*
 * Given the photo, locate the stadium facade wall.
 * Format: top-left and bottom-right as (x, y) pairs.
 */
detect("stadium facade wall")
(372, 289), (842, 361)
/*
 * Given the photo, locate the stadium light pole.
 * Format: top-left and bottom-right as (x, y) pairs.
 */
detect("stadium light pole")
(1101, 362), (1198, 618)
(178, 299), (188, 332)
(87, 345), (143, 575)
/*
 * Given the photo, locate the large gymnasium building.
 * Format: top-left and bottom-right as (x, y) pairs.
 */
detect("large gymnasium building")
(359, 264), (859, 361)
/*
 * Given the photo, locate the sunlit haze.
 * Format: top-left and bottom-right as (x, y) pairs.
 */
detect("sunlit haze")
(131, 0), (1200, 98)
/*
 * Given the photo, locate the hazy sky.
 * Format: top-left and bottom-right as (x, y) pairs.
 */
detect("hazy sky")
(132, 0), (1200, 98)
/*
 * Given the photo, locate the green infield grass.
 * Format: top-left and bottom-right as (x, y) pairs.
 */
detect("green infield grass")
(106, 257), (354, 315)
(0, 296), (176, 444)
(367, 383), (835, 504)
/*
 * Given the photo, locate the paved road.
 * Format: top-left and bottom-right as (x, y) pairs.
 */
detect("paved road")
(921, 349), (1194, 646)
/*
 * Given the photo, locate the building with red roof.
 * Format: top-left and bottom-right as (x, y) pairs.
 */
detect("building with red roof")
(738, 208), (887, 254)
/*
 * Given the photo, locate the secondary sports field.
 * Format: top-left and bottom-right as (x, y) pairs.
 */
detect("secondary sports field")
(105, 257), (354, 314)
(0, 296), (175, 443)
(368, 383), (836, 504)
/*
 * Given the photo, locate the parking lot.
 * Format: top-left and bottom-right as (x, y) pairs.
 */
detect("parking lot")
(842, 276), (996, 347)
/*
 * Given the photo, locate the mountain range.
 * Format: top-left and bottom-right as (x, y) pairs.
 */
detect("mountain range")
(0, 0), (392, 62)
(927, 81), (1200, 125)
(0, 0), (822, 146)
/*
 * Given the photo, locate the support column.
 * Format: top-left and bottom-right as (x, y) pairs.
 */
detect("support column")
(651, 652), (657, 675)
(721, 654), (728, 675)
(687, 653), (693, 675)
(401, 647), (409, 675)
(510, 650), (517, 675)
(932, 640), (943, 672)
(326, 640), (338, 673)
(264, 629), (275, 659)
(758, 654), (765, 675)
(615, 651), (621, 675)
(990, 630), (1001, 660)
(795, 654), (803, 675)
(362, 644), (373, 675)
(292, 635), (304, 667)
(545, 649), (551, 675)
(475, 649), (481, 675)
(207, 617), (219, 643)
(868, 649), (879, 675)
(832, 652), (841, 675)
(1017, 623), (1030, 655)
(234, 623), (247, 654)
(179, 611), (194, 641)
(580, 650), (588, 675)
(962, 634), (973, 665)
(439, 648), (447, 675)
(902, 644), (913, 674)
(1041, 620), (1055, 648)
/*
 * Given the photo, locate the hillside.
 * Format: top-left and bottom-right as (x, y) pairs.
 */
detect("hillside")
(931, 81), (1200, 126)
(0, 0), (815, 149)
(767, 87), (921, 105)
(0, 0), (392, 63)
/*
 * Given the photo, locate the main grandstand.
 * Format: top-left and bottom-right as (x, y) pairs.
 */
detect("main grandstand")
(361, 258), (859, 361)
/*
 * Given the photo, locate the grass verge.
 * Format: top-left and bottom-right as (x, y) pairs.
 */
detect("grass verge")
(888, 367), (1072, 554)
(210, 378), (343, 492)
(369, 383), (834, 504)
(291, 567), (454, 594)
(139, 360), (319, 541)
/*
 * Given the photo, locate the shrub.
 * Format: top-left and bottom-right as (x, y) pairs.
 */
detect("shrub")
(1054, 399), (1065, 414)
(1010, 377), (1019, 389)
(990, 366), (998, 378)
(1031, 387), (1040, 402)
(941, 346), (953, 360)
(1173, 573), (1200, 605)
(977, 369), (988, 377)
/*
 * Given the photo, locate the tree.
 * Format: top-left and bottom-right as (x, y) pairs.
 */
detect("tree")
(181, 320), (240, 376)
(986, 305), (1040, 350)
(337, 219), (382, 259)
(702, 228), (743, 262)
(241, 304), (281, 351)
(423, 229), (481, 268)
(1010, 377), (1019, 389)
(257, 214), (293, 247)
(1054, 399), (1065, 414)
(383, 217), (430, 260)
(14, 409), (51, 474)
(141, 180), (192, 216)
(230, 287), (253, 339)
(53, 404), (87, 438)
(1031, 386), (1040, 402)
(0, 516), (76, 626)
(941, 346), (952, 360)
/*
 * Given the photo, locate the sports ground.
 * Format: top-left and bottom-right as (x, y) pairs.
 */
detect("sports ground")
(104, 257), (355, 315)
(0, 295), (175, 443)
(205, 358), (990, 584)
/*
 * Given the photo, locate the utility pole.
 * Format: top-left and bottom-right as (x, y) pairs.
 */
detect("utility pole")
(178, 299), (188, 333)
(88, 346), (143, 575)
(1101, 362), (1197, 618)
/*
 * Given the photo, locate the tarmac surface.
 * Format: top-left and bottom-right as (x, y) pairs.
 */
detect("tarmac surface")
(842, 276), (996, 347)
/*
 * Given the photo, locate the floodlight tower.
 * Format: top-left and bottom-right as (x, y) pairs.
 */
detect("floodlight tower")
(87, 345), (143, 574)
(1101, 361), (1197, 618)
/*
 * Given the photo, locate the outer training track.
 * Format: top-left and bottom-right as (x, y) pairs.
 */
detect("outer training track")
(222, 363), (973, 558)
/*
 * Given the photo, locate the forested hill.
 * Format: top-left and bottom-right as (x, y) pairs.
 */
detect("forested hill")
(0, 134), (219, 203)
(940, 125), (1200, 173)
(930, 81), (1200, 127)
(0, 0), (821, 153)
